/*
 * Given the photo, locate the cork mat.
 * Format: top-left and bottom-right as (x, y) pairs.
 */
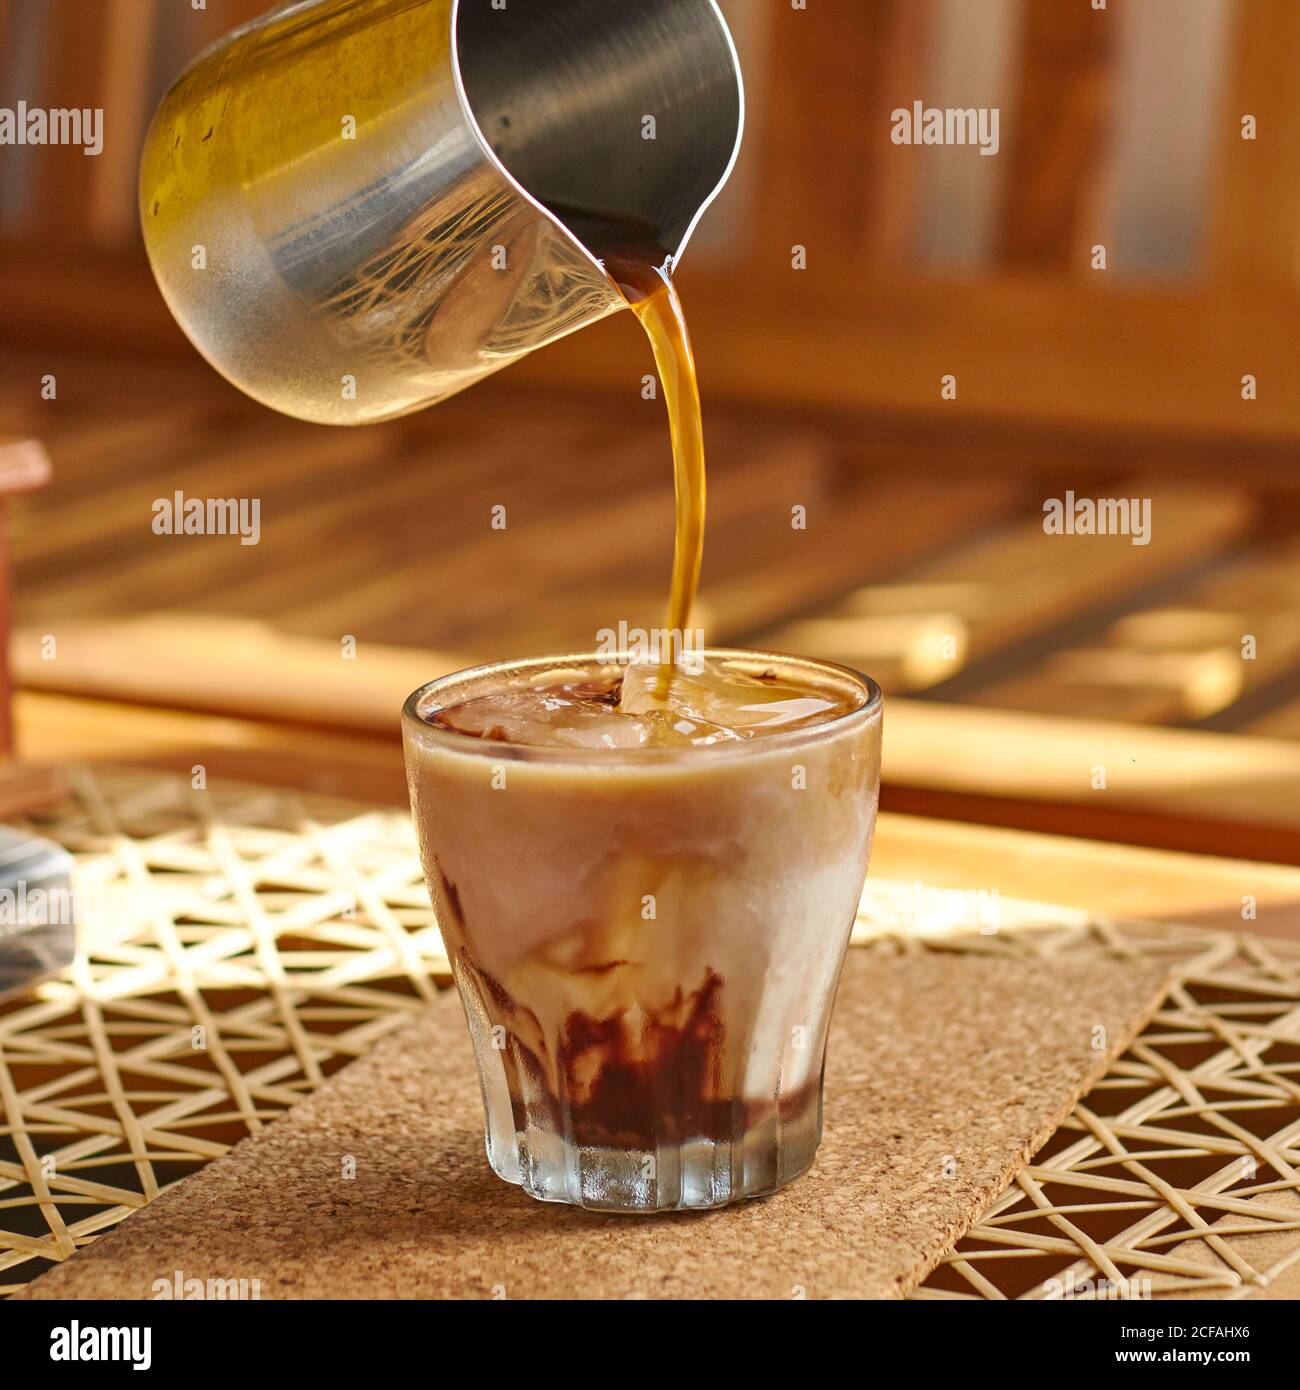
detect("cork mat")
(19, 948), (1169, 1301)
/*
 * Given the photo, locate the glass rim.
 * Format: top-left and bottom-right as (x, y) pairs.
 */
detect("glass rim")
(401, 647), (883, 765)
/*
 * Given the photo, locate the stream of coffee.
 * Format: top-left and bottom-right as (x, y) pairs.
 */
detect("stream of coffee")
(540, 200), (708, 700)
(604, 256), (706, 701)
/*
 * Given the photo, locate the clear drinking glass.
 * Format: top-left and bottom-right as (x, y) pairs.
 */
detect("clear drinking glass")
(402, 650), (883, 1212)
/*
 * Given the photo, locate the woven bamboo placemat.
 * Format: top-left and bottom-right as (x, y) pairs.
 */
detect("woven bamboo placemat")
(2, 766), (1299, 1298)
(15, 944), (1169, 1300)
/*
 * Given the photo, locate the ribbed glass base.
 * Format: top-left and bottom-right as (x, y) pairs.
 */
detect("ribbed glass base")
(483, 1091), (823, 1213)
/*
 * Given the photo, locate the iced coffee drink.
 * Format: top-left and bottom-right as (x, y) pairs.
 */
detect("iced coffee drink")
(403, 650), (882, 1211)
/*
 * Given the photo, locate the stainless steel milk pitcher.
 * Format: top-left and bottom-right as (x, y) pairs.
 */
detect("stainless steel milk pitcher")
(139, 0), (744, 425)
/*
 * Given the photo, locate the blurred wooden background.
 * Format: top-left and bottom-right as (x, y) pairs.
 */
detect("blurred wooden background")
(2, 0), (1300, 856)
(5, 0), (1299, 436)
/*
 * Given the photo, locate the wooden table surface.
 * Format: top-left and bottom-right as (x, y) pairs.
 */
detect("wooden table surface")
(17, 688), (1300, 944)
(8, 684), (1300, 1305)
(5, 348), (1299, 942)
(6, 352), (1300, 872)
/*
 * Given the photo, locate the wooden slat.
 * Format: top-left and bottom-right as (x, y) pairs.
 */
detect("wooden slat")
(0, 344), (221, 396)
(513, 270), (1300, 445)
(8, 244), (1300, 444)
(5, 402), (232, 491)
(1247, 703), (1300, 743)
(708, 473), (1019, 645)
(915, 0), (1021, 270)
(1103, 0), (1236, 282)
(1209, 0), (1300, 287)
(232, 412), (716, 638)
(1, 0), (226, 245)
(11, 615), (471, 734)
(14, 369), (1263, 730)
(0, 246), (191, 355)
(7, 464), (1017, 728)
(856, 0), (936, 266)
(870, 812), (1300, 942)
(13, 404), (623, 630)
(27, 1), (114, 242)
(966, 539), (1300, 724)
(0, 436), (52, 753)
(15, 389), (917, 660)
(0, 348), (227, 431)
(276, 420), (752, 647)
(455, 437), (821, 656)
(219, 417), (668, 635)
(995, 0), (1118, 272)
(468, 450), (1020, 657)
(1, 1), (1298, 450)
(0, 0), (40, 232)
(13, 406), (1016, 669)
(88, 0), (162, 245)
(745, 1), (873, 276)
(748, 0), (937, 274)
(757, 482), (1254, 690)
(15, 687), (1300, 916)
(0, 361), (764, 643)
(14, 690), (410, 806)
(10, 423), (396, 582)
(882, 696), (1300, 856)
(969, 646), (1247, 726)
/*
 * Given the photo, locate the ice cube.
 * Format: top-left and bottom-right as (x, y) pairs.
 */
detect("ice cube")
(618, 659), (842, 736)
(434, 681), (654, 750)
